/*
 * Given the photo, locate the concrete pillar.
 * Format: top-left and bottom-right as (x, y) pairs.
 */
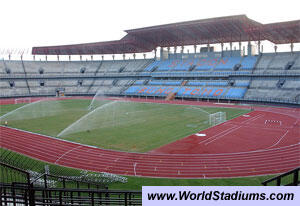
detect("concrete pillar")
(69, 55), (71, 61)
(291, 43), (294, 53)
(221, 43), (224, 57)
(112, 54), (115, 60)
(247, 41), (251, 56)
(160, 47), (164, 60)
(194, 45), (197, 53)
(274, 45), (278, 54)
(91, 55), (93, 61)
(133, 53), (136, 60)
(80, 55), (82, 61)
(101, 55), (104, 60)
(167, 47), (170, 59)
(143, 53), (146, 59)
(123, 54), (125, 60)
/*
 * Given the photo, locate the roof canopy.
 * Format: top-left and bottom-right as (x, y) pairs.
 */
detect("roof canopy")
(32, 15), (300, 55)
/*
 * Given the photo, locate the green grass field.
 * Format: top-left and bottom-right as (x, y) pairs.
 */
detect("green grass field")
(0, 99), (248, 152)
(1, 99), (288, 188)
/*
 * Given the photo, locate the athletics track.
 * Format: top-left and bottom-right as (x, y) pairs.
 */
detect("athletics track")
(0, 97), (299, 178)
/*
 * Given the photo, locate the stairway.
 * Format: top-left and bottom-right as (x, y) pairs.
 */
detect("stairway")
(86, 61), (103, 93)
(138, 59), (155, 72)
(21, 60), (31, 94)
(251, 54), (262, 74)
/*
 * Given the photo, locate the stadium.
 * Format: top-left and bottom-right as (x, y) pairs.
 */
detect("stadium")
(0, 12), (300, 205)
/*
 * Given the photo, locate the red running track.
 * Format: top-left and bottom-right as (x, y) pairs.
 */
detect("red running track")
(0, 97), (299, 178)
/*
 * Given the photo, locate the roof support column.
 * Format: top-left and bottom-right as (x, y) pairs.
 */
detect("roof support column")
(133, 53), (136, 60)
(69, 55), (71, 61)
(101, 55), (104, 60)
(221, 43), (224, 57)
(230, 42), (233, 56)
(247, 41), (251, 56)
(91, 55), (93, 61)
(181, 46), (184, 59)
(290, 42), (294, 53)
(33, 55), (35, 61)
(160, 47), (163, 60)
(274, 45), (278, 54)
(258, 32), (261, 55)
(207, 43), (210, 52)
(167, 47), (170, 59)
(57, 55), (59, 61)
(143, 53), (146, 59)
(194, 45), (197, 54)
(45, 55), (47, 62)
(80, 55), (82, 61)
(154, 48), (157, 59)
(112, 54), (115, 61)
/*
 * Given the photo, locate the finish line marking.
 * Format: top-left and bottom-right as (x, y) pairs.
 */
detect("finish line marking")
(133, 162), (137, 176)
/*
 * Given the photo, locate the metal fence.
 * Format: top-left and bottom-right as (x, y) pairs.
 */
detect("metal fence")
(262, 167), (300, 186)
(0, 183), (142, 206)
(0, 162), (142, 205)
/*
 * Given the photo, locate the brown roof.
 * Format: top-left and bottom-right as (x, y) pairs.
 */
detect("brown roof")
(32, 15), (300, 55)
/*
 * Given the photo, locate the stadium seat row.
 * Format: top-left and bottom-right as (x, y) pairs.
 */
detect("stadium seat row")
(125, 86), (247, 98)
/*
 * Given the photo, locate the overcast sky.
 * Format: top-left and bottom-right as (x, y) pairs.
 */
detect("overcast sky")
(0, 0), (299, 57)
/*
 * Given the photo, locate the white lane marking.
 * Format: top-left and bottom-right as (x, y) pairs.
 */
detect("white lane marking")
(198, 126), (239, 144)
(267, 130), (289, 149)
(55, 146), (83, 164)
(204, 126), (242, 145)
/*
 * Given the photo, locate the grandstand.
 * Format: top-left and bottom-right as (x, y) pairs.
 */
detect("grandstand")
(1, 51), (300, 104)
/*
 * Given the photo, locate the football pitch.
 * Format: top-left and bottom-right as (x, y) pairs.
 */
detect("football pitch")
(0, 99), (248, 152)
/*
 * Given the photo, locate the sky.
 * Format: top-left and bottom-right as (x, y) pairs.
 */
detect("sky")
(0, 0), (299, 59)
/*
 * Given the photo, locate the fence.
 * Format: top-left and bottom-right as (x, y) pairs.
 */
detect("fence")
(0, 162), (142, 205)
(262, 167), (300, 186)
(0, 183), (142, 206)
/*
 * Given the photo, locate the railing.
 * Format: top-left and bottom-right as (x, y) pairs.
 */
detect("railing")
(1, 71), (300, 80)
(21, 59), (31, 94)
(262, 167), (300, 186)
(0, 161), (141, 205)
(0, 162), (31, 185)
(0, 183), (142, 206)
